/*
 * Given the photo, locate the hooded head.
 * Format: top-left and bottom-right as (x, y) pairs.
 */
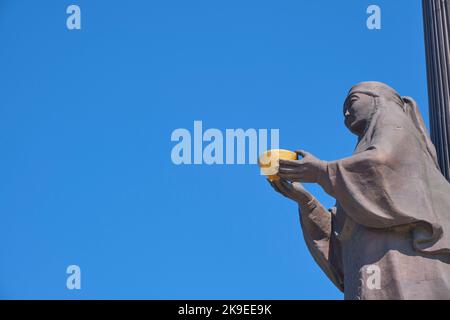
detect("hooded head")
(343, 82), (404, 136)
(343, 81), (440, 169)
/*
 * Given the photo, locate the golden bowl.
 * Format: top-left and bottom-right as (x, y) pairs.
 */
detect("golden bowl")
(258, 149), (297, 181)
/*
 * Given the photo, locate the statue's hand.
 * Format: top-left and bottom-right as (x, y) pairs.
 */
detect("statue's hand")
(278, 150), (327, 183)
(268, 178), (313, 205)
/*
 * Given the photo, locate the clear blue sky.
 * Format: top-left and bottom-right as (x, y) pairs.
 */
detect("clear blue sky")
(0, 1), (427, 299)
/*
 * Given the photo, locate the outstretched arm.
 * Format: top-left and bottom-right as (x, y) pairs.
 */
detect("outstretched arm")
(277, 148), (410, 229)
(269, 180), (344, 292)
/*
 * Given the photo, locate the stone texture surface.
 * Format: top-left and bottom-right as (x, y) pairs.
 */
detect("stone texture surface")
(270, 82), (450, 300)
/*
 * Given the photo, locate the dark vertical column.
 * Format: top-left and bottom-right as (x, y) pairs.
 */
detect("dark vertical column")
(422, 0), (450, 181)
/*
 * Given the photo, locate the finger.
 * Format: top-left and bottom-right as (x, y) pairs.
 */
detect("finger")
(295, 150), (309, 158)
(278, 172), (305, 181)
(281, 180), (315, 204)
(279, 159), (303, 167)
(269, 178), (292, 196)
(292, 182), (306, 191)
(276, 179), (296, 199)
(272, 180), (292, 197)
(279, 179), (296, 193)
(278, 166), (306, 174)
(291, 182), (312, 199)
(268, 179), (282, 193)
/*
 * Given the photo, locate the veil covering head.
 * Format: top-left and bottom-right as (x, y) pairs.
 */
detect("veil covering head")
(347, 82), (440, 170)
(323, 81), (450, 255)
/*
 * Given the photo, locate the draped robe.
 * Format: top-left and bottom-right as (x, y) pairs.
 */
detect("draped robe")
(299, 101), (450, 299)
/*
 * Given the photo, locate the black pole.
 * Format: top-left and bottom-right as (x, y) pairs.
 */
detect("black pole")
(422, 0), (450, 181)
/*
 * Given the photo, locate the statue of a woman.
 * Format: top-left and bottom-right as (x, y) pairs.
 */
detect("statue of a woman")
(270, 82), (450, 299)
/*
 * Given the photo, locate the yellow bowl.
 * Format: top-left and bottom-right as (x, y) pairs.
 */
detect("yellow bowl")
(258, 149), (298, 181)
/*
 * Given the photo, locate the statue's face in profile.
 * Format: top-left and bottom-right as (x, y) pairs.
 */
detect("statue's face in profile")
(343, 92), (375, 136)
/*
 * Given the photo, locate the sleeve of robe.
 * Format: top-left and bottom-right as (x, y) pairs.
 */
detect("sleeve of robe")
(316, 113), (448, 250)
(298, 200), (344, 292)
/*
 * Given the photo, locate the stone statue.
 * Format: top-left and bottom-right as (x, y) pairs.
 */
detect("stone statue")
(269, 82), (450, 300)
